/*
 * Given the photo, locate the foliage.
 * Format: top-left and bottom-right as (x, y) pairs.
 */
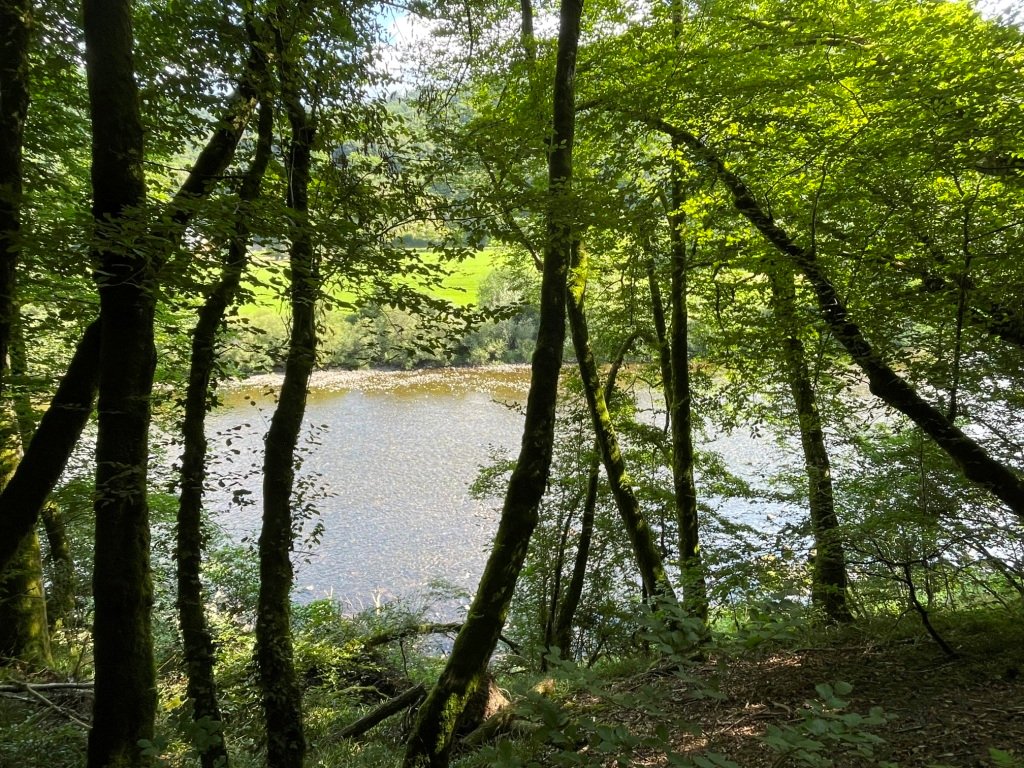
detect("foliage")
(762, 682), (891, 768)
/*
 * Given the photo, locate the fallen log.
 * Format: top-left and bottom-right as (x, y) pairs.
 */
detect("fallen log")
(338, 683), (426, 740)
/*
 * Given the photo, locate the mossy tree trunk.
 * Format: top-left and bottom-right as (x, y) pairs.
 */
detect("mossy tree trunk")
(9, 318), (76, 630)
(666, 160), (708, 622)
(402, 2), (583, 765)
(567, 247), (677, 601)
(254, 9), (317, 766)
(177, 75), (273, 768)
(0, 320), (100, 576)
(551, 332), (638, 658)
(0, 403), (50, 667)
(83, 0), (158, 764)
(768, 265), (851, 622)
(667, 124), (1024, 519)
(0, 0), (51, 668)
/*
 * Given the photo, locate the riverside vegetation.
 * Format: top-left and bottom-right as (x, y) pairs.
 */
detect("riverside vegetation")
(1, 0), (1023, 767)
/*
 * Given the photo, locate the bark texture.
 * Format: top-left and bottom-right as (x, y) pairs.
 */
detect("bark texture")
(666, 163), (708, 621)
(83, 0), (157, 765)
(254, 10), (317, 765)
(667, 125), (1024, 519)
(176, 93), (272, 768)
(403, 2), (583, 765)
(0, 0), (30, 398)
(768, 266), (851, 622)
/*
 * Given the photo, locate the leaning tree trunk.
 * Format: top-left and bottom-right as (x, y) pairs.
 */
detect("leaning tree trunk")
(0, 320), (99, 576)
(567, 246), (677, 601)
(177, 89), (273, 768)
(666, 159), (708, 622)
(83, 0), (158, 764)
(768, 265), (851, 622)
(551, 332), (637, 657)
(403, 3), (583, 766)
(665, 124), (1024, 519)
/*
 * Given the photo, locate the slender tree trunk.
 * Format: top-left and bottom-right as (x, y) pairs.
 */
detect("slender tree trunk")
(254, 11), (317, 765)
(177, 93), (273, 768)
(83, 0), (158, 765)
(666, 161), (708, 621)
(647, 256), (673, 402)
(0, 16), (56, 664)
(0, 0), (31, 400)
(39, 501), (74, 627)
(666, 125), (1024, 518)
(551, 332), (635, 658)
(403, 3), (583, 765)
(567, 246), (677, 600)
(768, 266), (851, 622)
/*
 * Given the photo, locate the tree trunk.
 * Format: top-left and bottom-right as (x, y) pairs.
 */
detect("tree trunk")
(403, 3), (583, 765)
(177, 92), (273, 768)
(0, 70), (254, 581)
(768, 265), (851, 622)
(567, 246), (676, 600)
(0, 403), (50, 667)
(0, 0), (30, 400)
(647, 255), (673, 402)
(667, 125), (1024, 519)
(254, 12), (317, 765)
(0, 40), (57, 660)
(83, 0), (157, 765)
(551, 332), (636, 658)
(666, 160), (708, 621)
(0, 46), (258, 579)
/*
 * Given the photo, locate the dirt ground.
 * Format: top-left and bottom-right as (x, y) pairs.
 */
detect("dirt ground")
(612, 624), (1024, 767)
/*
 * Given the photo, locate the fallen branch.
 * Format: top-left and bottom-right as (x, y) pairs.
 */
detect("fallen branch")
(0, 681), (91, 728)
(338, 683), (426, 739)
(0, 681), (94, 693)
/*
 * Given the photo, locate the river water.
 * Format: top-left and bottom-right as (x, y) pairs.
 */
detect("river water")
(205, 367), (532, 611)
(204, 366), (797, 611)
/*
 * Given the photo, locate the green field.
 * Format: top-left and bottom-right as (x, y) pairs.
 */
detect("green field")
(236, 247), (500, 332)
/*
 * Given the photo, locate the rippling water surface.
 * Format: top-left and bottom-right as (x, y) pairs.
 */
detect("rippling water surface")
(204, 366), (798, 611)
(206, 367), (531, 610)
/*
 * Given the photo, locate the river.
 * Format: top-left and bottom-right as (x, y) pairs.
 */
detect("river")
(204, 366), (797, 611)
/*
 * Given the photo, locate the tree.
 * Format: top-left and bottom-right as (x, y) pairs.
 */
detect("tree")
(176, 34), (273, 766)
(404, 1), (584, 764)
(83, 0), (157, 763)
(253, 3), (319, 765)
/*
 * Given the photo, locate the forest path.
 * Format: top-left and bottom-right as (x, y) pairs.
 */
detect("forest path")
(585, 619), (1024, 767)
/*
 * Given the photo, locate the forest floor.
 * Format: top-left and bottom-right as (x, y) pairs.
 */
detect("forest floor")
(572, 617), (1024, 767)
